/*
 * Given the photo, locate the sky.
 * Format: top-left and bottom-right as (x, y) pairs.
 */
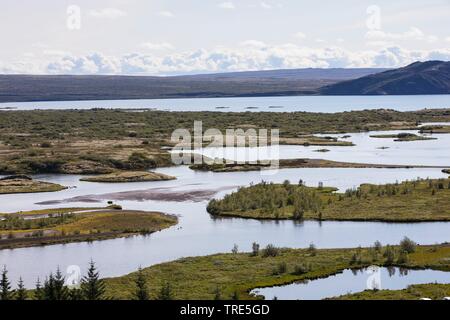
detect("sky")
(0, 0), (449, 75)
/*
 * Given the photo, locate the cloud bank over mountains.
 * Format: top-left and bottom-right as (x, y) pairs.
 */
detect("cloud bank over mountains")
(2, 44), (450, 75)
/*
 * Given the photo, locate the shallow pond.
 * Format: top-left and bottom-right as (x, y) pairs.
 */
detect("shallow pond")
(251, 267), (450, 300)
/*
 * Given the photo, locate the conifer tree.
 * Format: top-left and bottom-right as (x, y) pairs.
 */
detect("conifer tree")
(81, 260), (105, 300)
(53, 267), (69, 300)
(0, 266), (13, 301)
(157, 282), (173, 300)
(134, 267), (149, 300)
(15, 277), (27, 300)
(35, 278), (44, 300)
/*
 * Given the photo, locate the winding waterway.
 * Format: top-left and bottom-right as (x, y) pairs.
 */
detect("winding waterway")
(0, 127), (449, 288)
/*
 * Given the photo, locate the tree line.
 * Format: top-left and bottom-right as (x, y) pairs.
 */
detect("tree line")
(0, 261), (173, 301)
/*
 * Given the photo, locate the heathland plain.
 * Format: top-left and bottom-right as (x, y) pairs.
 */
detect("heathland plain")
(1, 108), (450, 175)
(0, 107), (450, 300)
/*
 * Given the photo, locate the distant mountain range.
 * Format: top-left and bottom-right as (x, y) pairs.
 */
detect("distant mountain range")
(0, 61), (448, 103)
(0, 68), (385, 103)
(321, 61), (450, 95)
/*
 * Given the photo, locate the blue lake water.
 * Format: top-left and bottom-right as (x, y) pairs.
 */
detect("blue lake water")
(1, 95), (450, 112)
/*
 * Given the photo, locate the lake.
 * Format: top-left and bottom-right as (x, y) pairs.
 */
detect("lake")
(0, 104), (449, 290)
(1, 95), (450, 112)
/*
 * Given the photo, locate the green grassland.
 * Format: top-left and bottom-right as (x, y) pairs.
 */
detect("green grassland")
(103, 244), (450, 300)
(0, 109), (449, 174)
(207, 178), (450, 222)
(0, 208), (178, 249)
(333, 283), (450, 300)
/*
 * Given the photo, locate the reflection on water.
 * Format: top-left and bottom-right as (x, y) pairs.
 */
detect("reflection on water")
(252, 267), (450, 300)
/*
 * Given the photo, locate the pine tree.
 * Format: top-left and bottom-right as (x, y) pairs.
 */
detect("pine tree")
(0, 266), (13, 301)
(53, 267), (69, 300)
(157, 282), (173, 300)
(43, 273), (56, 300)
(15, 277), (27, 300)
(35, 278), (44, 300)
(81, 260), (105, 300)
(134, 267), (149, 300)
(68, 288), (84, 300)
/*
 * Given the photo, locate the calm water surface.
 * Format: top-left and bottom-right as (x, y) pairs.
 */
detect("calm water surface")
(252, 267), (450, 300)
(0, 124), (449, 288)
(1, 165), (449, 287)
(1, 95), (450, 112)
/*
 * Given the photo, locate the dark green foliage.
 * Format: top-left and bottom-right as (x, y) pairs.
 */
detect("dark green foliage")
(262, 244), (280, 258)
(157, 282), (173, 300)
(134, 267), (150, 300)
(251, 242), (260, 257)
(383, 246), (396, 265)
(34, 278), (44, 300)
(15, 277), (27, 300)
(207, 182), (324, 217)
(0, 266), (13, 300)
(400, 237), (416, 254)
(81, 260), (106, 300)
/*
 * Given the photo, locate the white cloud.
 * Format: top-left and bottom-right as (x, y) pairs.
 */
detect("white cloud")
(218, 2), (236, 10)
(158, 11), (175, 18)
(446, 37), (450, 42)
(365, 27), (439, 45)
(260, 2), (272, 9)
(89, 8), (127, 19)
(240, 40), (267, 48)
(2, 45), (450, 75)
(141, 42), (175, 51)
(294, 32), (306, 40)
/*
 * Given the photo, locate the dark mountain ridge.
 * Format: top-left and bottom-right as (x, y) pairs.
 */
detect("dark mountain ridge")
(0, 68), (385, 103)
(320, 61), (450, 95)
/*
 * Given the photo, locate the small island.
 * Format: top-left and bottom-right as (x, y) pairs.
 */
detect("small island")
(370, 133), (436, 142)
(419, 125), (450, 134)
(0, 175), (67, 194)
(207, 178), (450, 222)
(80, 171), (176, 183)
(0, 207), (178, 249)
(189, 157), (436, 173)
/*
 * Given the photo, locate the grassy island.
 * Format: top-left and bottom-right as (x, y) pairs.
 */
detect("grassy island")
(80, 171), (176, 183)
(101, 243), (450, 300)
(419, 125), (450, 134)
(333, 283), (450, 300)
(0, 208), (177, 249)
(370, 133), (436, 142)
(190, 158), (436, 173)
(0, 175), (66, 194)
(207, 178), (450, 222)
